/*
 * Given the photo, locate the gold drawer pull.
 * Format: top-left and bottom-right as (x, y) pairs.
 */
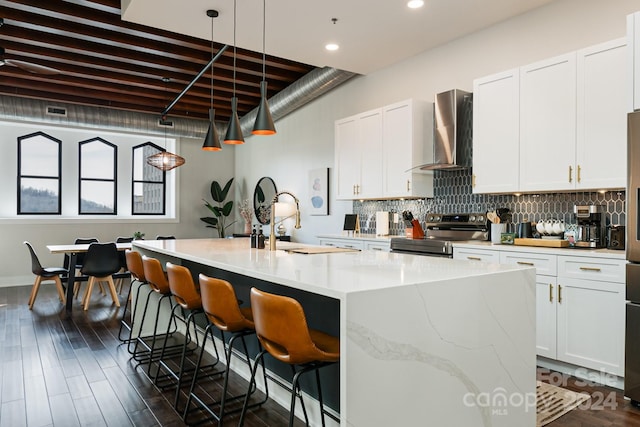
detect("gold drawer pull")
(517, 261), (535, 266)
(579, 267), (601, 272)
(568, 165), (573, 183)
(371, 247), (382, 251)
(549, 284), (554, 303)
(467, 256), (482, 261)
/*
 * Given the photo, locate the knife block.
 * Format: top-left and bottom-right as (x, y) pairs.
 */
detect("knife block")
(405, 219), (425, 239)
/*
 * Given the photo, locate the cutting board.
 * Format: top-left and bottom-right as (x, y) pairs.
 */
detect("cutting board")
(514, 238), (569, 248)
(285, 247), (361, 254)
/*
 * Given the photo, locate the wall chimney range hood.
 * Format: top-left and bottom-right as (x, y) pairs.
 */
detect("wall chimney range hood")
(417, 89), (473, 171)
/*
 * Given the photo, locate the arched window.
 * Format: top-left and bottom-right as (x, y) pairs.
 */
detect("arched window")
(132, 142), (166, 215)
(17, 131), (62, 214)
(79, 137), (117, 214)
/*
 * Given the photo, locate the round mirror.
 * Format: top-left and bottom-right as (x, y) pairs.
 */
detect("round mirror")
(253, 177), (277, 224)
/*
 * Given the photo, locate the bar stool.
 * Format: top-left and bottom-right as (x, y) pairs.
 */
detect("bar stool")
(131, 255), (178, 370)
(239, 287), (340, 427)
(154, 262), (214, 413)
(182, 274), (268, 425)
(117, 250), (148, 344)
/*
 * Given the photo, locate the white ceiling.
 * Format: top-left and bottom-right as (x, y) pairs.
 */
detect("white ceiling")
(122, 0), (555, 75)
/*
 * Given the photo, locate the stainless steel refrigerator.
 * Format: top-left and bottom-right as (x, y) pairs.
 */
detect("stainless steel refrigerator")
(626, 111), (640, 404)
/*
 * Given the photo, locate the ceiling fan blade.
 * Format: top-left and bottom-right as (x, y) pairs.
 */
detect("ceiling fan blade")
(4, 59), (60, 75)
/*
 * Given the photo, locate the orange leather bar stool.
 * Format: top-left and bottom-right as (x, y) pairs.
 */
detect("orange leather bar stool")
(131, 255), (178, 371)
(239, 288), (340, 427)
(154, 262), (213, 413)
(118, 250), (148, 344)
(182, 274), (268, 425)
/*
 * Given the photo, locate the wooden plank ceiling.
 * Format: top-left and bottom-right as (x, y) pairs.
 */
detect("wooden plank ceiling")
(0, 0), (316, 122)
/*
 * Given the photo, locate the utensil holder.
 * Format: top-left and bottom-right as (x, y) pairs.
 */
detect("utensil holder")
(491, 223), (506, 244)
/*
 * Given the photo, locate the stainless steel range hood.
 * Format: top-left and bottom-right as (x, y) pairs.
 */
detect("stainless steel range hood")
(418, 89), (473, 170)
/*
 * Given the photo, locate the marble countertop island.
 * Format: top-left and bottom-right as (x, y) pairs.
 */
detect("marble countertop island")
(133, 238), (536, 427)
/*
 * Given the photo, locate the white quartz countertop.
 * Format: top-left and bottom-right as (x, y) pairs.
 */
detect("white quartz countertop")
(453, 240), (626, 259)
(133, 238), (530, 299)
(317, 233), (395, 242)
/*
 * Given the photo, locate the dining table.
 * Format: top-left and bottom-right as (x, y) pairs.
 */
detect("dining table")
(47, 242), (132, 312)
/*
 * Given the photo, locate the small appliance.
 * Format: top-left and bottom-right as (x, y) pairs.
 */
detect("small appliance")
(573, 205), (606, 248)
(607, 225), (625, 250)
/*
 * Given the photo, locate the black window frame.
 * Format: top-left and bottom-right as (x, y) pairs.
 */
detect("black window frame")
(131, 142), (167, 215)
(78, 136), (118, 215)
(17, 131), (62, 215)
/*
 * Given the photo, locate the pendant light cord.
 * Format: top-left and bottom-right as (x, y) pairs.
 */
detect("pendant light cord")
(233, 0), (237, 97)
(210, 14), (214, 110)
(262, 0), (266, 79)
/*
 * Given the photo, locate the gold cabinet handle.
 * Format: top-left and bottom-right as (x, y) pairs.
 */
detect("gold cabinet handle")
(577, 165), (581, 183)
(357, 184), (360, 194)
(406, 180), (411, 192)
(517, 261), (535, 266)
(353, 184), (356, 195)
(558, 284), (562, 304)
(467, 256), (482, 261)
(472, 174), (476, 188)
(568, 165), (573, 183)
(579, 266), (601, 272)
(549, 283), (554, 303)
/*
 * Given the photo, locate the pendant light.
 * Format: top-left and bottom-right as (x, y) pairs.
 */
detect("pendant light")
(252, 0), (276, 135)
(224, 0), (244, 145)
(202, 9), (222, 151)
(147, 78), (186, 171)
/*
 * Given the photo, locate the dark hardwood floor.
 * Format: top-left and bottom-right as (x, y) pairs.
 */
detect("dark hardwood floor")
(3, 281), (640, 426)
(0, 282), (305, 427)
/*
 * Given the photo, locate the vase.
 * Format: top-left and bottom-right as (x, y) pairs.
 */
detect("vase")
(244, 221), (252, 234)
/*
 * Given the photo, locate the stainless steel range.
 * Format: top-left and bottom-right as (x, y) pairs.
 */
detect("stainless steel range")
(390, 213), (489, 257)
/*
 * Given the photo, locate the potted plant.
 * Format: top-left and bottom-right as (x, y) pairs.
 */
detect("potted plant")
(133, 231), (145, 240)
(201, 178), (236, 238)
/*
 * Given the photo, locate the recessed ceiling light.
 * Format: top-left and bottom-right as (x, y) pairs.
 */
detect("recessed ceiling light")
(407, 0), (424, 9)
(325, 43), (339, 51)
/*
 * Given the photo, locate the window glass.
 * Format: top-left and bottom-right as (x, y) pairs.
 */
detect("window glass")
(79, 137), (117, 214)
(17, 132), (61, 214)
(132, 142), (165, 215)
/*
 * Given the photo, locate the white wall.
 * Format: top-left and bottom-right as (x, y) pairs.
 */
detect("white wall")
(235, 0), (639, 244)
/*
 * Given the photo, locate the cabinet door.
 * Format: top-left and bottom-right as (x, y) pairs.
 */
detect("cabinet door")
(629, 12), (640, 112)
(556, 278), (625, 376)
(536, 276), (557, 359)
(472, 69), (520, 193)
(576, 38), (627, 190)
(520, 53), (577, 191)
(335, 116), (361, 199)
(318, 238), (364, 250)
(358, 109), (384, 199)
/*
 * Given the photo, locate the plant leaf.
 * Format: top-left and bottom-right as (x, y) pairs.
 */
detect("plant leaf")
(221, 200), (234, 216)
(211, 181), (224, 202)
(200, 217), (219, 226)
(221, 178), (234, 199)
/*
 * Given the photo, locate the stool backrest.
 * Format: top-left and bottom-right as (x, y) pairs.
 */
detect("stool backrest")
(250, 287), (318, 365)
(80, 242), (120, 277)
(141, 255), (170, 294)
(199, 274), (251, 332)
(166, 263), (201, 310)
(155, 235), (176, 240)
(125, 250), (145, 282)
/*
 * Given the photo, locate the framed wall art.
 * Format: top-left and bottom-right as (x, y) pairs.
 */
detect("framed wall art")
(308, 167), (329, 215)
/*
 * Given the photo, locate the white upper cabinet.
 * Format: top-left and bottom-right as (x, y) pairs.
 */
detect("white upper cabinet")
(335, 109), (383, 199)
(335, 99), (433, 200)
(576, 38), (627, 190)
(519, 52), (577, 192)
(629, 11), (640, 111)
(472, 37), (627, 194)
(382, 99), (434, 199)
(472, 68), (520, 194)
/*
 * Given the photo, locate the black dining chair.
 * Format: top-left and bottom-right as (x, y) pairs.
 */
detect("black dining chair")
(114, 236), (134, 293)
(155, 235), (176, 240)
(24, 241), (68, 310)
(80, 242), (122, 311)
(65, 237), (99, 298)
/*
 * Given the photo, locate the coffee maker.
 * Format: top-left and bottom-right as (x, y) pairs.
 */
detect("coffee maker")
(574, 205), (606, 248)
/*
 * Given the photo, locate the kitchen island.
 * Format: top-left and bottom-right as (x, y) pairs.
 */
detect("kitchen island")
(133, 238), (536, 427)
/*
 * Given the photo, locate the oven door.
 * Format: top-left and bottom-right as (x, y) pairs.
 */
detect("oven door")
(390, 238), (453, 258)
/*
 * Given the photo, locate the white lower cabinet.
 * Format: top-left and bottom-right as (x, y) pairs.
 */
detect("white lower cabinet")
(556, 256), (625, 376)
(452, 247), (500, 263)
(486, 247), (626, 376)
(318, 238), (364, 250)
